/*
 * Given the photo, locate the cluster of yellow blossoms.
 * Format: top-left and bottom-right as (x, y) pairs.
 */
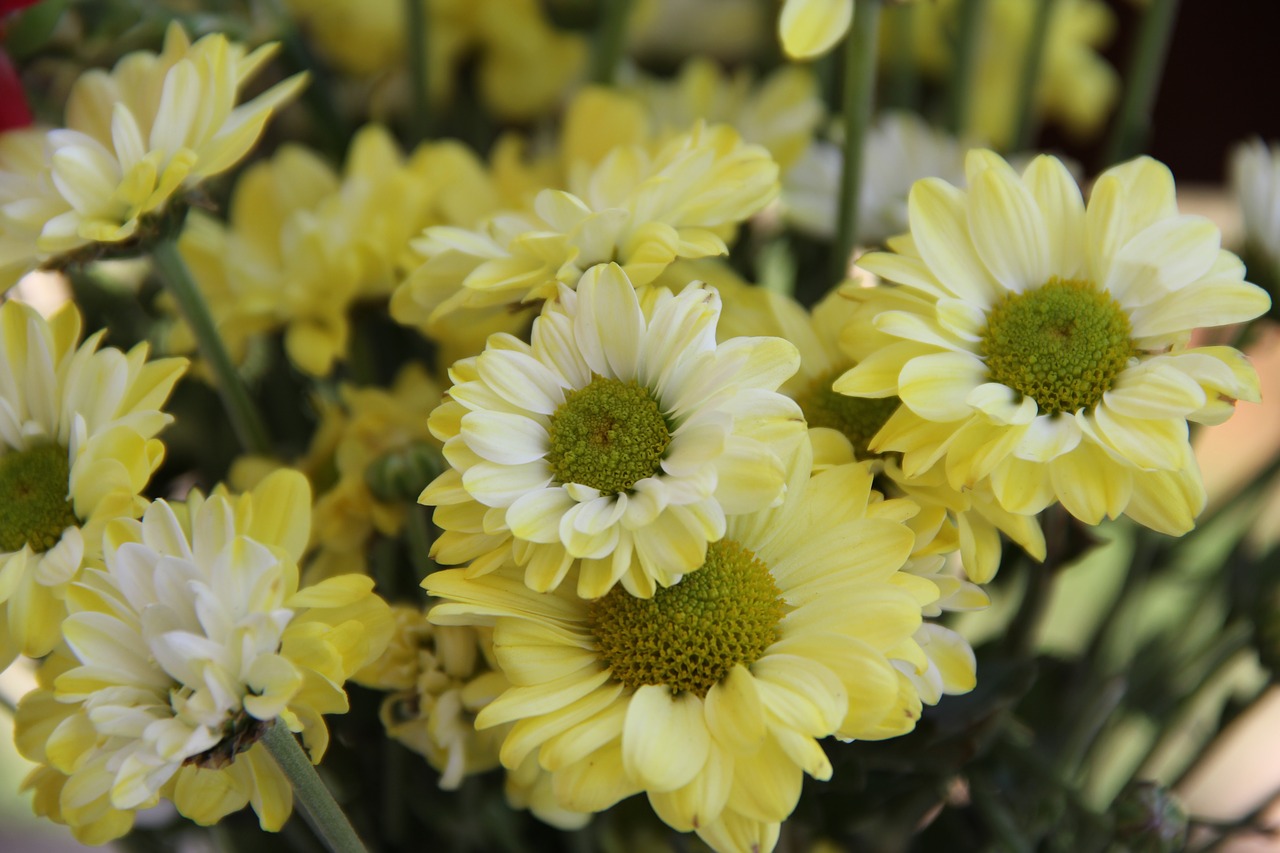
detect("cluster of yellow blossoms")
(0, 7), (1270, 853)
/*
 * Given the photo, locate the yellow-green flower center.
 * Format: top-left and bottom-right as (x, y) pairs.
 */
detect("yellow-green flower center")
(546, 376), (671, 494)
(0, 444), (78, 554)
(587, 538), (784, 697)
(797, 366), (900, 457)
(980, 277), (1135, 416)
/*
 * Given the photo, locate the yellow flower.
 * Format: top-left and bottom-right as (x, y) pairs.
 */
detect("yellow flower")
(421, 263), (807, 599)
(706, 261), (1042, 582)
(391, 122), (778, 337)
(0, 23), (305, 288)
(0, 299), (186, 669)
(779, 0), (855, 60)
(425, 440), (939, 853)
(836, 151), (1271, 535)
(13, 470), (393, 843)
(285, 0), (584, 122)
(355, 604), (592, 828)
(311, 364), (444, 578)
(174, 125), (470, 376)
(908, 0), (1118, 148)
(629, 59), (824, 172)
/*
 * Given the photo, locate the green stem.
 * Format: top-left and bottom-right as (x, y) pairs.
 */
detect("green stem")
(151, 239), (272, 454)
(590, 0), (632, 85)
(1102, 0), (1181, 166)
(262, 721), (368, 853)
(969, 775), (1035, 853)
(882, 2), (919, 112)
(1011, 0), (1054, 151)
(1122, 624), (1252, 793)
(945, 0), (987, 136)
(832, 0), (882, 282)
(405, 0), (431, 143)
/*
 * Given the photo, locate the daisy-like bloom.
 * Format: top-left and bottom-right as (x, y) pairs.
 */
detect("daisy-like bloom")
(779, 0), (856, 60)
(13, 470), (393, 843)
(390, 121), (778, 338)
(173, 125), (476, 376)
(1230, 138), (1280, 302)
(421, 263), (807, 599)
(425, 439), (942, 853)
(628, 59), (824, 173)
(704, 260), (1042, 582)
(783, 112), (969, 245)
(909, 0), (1117, 148)
(0, 23), (305, 289)
(836, 151), (1271, 535)
(0, 299), (186, 669)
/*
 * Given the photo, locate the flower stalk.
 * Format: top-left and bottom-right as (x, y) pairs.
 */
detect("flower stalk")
(262, 721), (369, 853)
(405, 0), (431, 142)
(1103, 0), (1182, 165)
(151, 238), (272, 454)
(590, 0), (632, 85)
(833, 0), (883, 281)
(946, 0), (988, 136)
(1011, 0), (1054, 151)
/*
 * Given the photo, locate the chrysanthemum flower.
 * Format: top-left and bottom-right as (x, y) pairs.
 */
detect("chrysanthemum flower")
(0, 23), (305, 288)
(391, 122), (778, 337)
(421, 263), (807, 599)
(425, 440), (940, 853)
(0, 299), (186, 669)
(836, 151), (1271, 534)
(13, 469), (393, 843)
(629, 59), (823, 172)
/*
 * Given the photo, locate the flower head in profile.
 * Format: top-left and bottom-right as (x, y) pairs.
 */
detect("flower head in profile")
(391, 122), (778, 338)
(836, 151), (1270, 535)
(13, 470), (393, 844)
(0, 299), (186, 669)
(778, 0), (855, 60)
(425, 441), (941, 853)
(421, 263), (807, 599)
(0, 22), (305, 288)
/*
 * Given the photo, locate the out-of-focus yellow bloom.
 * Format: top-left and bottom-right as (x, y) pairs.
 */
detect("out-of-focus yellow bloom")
(173, 126), (485, 376)
(311, 364), (443, 579)
(779, 0), (855, 60)
(628, 59), (823, 172)
(392, 122), (778, 337)
(13, 470), (392, 844)
(907, 0), (1118, 148)
(837, 151), (1270, 538)
(0, 299), (186, 669)
(420, 264), (807, 600)
(0, 23), (305, 289)
(285, 0), (585, 122)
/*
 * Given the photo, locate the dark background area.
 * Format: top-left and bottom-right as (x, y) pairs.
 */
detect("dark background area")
(1065, 0), (1280, 181)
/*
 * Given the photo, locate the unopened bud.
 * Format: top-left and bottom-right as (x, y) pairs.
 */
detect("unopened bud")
(365, 442), (444, 503)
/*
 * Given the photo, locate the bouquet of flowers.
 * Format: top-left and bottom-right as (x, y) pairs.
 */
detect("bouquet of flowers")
(1, 0), (1277, 851)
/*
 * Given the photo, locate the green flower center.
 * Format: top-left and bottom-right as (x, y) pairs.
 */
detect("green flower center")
(587, 538), (784, 697)
(0, 444), (78, 554)
(797, 366), (900, 457)
(546, 376), (671, 494)
(980, 277), (1135, 416)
